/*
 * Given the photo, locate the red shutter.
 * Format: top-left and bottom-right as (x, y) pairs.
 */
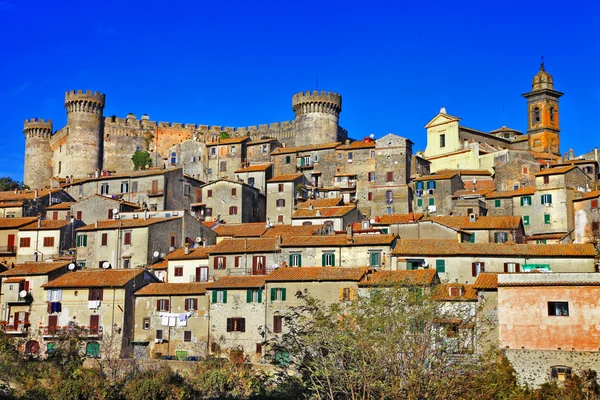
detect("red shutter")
(368, 192), (372, 201)
(76, 211), (82, 220)
(194, 299), (198, 310)
(24, 312), (29, 325)
(226, 318), (233, 332)
(240, 318), (246, 332)
(252, 256), (257, 269)
(156, 300), (161, 311)
(108, 209), (113, 219)
(471, 263), (477, 277)
(165, 300), (169, 310)
(503, 263), (508, 273)
(101, 233), (108, 246)
(24, 280), (30, 292)
(184, 299), (189, 311)
(47, 302), (52, 313)
(52, 211), (58, 220)
(98, 289), (103, 301)
(592, 200), (599, 209)
(214, 258), (218, 269)
(515, 263), (521, 273)
(222, 258), (227, 269)
(90, 315), (99, 328)
(48, 315), (57, 328)
(235, 257), (240, 268)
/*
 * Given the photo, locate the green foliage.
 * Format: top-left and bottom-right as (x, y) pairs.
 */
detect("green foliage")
(0, 177), (28, 191)
(122, 367), (193, 400)
(219, 131), (230, 140)
(131, 151), (152, 170)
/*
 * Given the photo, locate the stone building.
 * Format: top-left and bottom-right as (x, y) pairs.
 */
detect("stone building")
(412, 171), (464, 216)
(0, 217), (37, 266)
(207, 237), (282, 279)
(234, 163), (273, 195)
(0, 188), (73, 219)
(199, 179), (265, 224)
(573, 189), (600, 243)
(266, 174), (309, 225)
(16, 219), (84, 263)
(70, 195), (139, 225)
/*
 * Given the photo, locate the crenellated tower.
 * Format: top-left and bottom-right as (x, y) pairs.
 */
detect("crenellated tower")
(292, 91), (343, 146)
(23, 118), (53, 189)
(63, 90), (106, 178)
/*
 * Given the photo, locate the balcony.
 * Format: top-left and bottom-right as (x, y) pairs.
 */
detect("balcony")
(147, 191), (164, 198)
(0, 246), (16, 254)
(41, 325), (103, 339)
(0, 322), (29, 335)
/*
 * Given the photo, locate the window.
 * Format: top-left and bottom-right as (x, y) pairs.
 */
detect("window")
(427, 181), (436, 190)
(256, 343), (263, 354)
(248, 177), (255, 187)
(523, 167), (529, 174)
(469, 233), (475, 243)
(495, 199), (501, 208)
(184, 331), (192, 342)
(348, 152), (353, 162)
(19, 237), (31, 248)
(183, 184), (190, 197)
(340, 287), (354, 302)
(131, 181), (138, 192)
(212, 289), (227, 303)
(386, 190), (393, 202)
(42, 237), (54, 247)
(100, 183), (109, 195)
(436, 259), (446, 273)
(76, 211), (83, 220)
(338, 153), (342, 160)
(277, 215), (284, 223)
(214, 257), (226, 269)
(368, 172), (375, 182)
(533, 106), (540, 122)
(101, 233), (108, 246)
(551, 366), (572, 382)
(170, 152), (177, 164)
(494, 232), (508, 243)
(417, 198), (422, 207)
(386, 171), (394, 182)
(285, 156), (290, 164)
(370, 251), (381, 267)
(314, 155), (319, 162)
(370, 150), (375, 159)
(142, 318), (150, 330)
(289, 253), (302, 267)
(229, 206), (238, 215)
(234, 256), (241, 268)
(174, 267), (183, 277)
(270, 288), (286, 301)
(386, 207), (392, 215)
(523, 215), (530, 226)
(449, 287), (462, 297)
(246, 289), (262, 303)
(276, 199), (285, 207)
(184, 298), (198, 311)
(124, 231), (132, 245)
(156, 329), (163, 340)
(428, 198), (435, 206)
(226, 318), (245, 332)
(156, 299), (169, 311)
(231, 188), (237, 196)
(520, 196), (532, 207)
(278, 183), (284, 192)
(544, 214), (551, 224)
(58, 161), (62, 174)
(368, 192), (373, 201)
(504, 262), (520, 273)
(273, 315), (283, 333)
(541, 194), (552, 205)
(543, 175), (550, 184)
(230, 145), (236, 154)
(123, 259), (131, 269)
(548, 302), (569, 316)
(592, 199), (599, 209)
(440, 134), (446, 148)
(88, 288), (103, 301)
(322, 252), (335, 267)
(121, 182), (129, 193)
(76, 234), (87, 247)
(471, 262), (485, 277)
(262, 144), (268, 153)
(220, 161), (227, 171)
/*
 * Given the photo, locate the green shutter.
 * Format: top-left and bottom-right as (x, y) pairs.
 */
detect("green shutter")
(436, 259), (445, 273)
(300, 157), (305, 167)
(271, 288), (276, 301)
(548, 194), (552, 204)
(222, 290), (227, 304)
(246, 290), (252, 303)
(257, 290), (262, 303)
(370, 252), (377, 267)
(281, 288), (287, 301)
(469, 234), (475, 243)
(76, 235), (80, 247)
(298, 255), (302, 267)
(495, 199), (501, 208)
(429, 198), (435, 206)
(544, 214), (551, 225)
(321, 253), (326, 267)
(331, 254), (335, 266)
(212, 290), (217, 304)
(432, 181), (436, 189)
(523, 216), (529, 226)
(289, 255), (293, 266)
(417, 199), (422, 207)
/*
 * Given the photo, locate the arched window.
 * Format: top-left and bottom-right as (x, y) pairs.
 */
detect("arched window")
(86, 341), (100, 358)
(533, 107), (540, 123)
(170, 152), (177, 164)
(24, 340), (39, 355)
(550, 366), (571, 382)
(550, 106), (555, 121)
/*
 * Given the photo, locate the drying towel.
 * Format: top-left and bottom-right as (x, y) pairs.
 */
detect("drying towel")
(161, 315), (169, 326)
(168, 317), (176, 327)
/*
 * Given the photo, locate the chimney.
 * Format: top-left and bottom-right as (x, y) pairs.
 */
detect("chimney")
(281, 261), (287, 268)
(569, 149), (574, 159)
(37, 216), (41, 228)
(563, 152), (568, 160)
(316, 209), (321, 217)
(346, 139), (350, 145)
(276, 234), (282, 249)
(408, 212), (415, 223)
(144, 210), (148, 220)
(309, 204), (314, 210)
(184, 243), (190, 255)
(346, 224), (353, 242)
(34, 190), (38, 199)
(95, 221), (98, 228)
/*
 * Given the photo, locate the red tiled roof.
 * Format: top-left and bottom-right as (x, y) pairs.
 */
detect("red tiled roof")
(271, 142), (340, 155)
(452, 188), (495, 198)
(166, 246), (213, 260)
(3, 277), (25, 283)
(526, 233), (568, 241)
(20, 219), (71, 231)
(135, 282), (209, 296)
(484, 186), (536, 199)
(573, 190), (600, 202)
(297, 198), (344, 209)
(207, 275), (266, 289)
(282, 234), (397, 247)
(336, 141), (376, 150)
(46, 202), (76, 210)
(267, 174), (304, 183)
(209, 237), (279, 254)
(0, 261), (70, 277)
(556, 159), (599, 166)
(60, 168), (182, 187)
(0, 188), (64, 202)
(206, 137), (249, 146)
(76, 217), (179, 231)
(293, 206), (356, 219)
(413, 171), (459, 181)
(423, 215), (523, 230)
(43, 269), (146, 288)
(391, 239), (597, 257)
(262, 224), (324, 237)
(149, 259), (168, 270)
(436, 169), (493, 176)
(431, 284), (478, 301)
(0, 202), (23, 208)
(235, 164), (272, 173)
(212, 223), (268, 237)
(0, 217), (37, 229)
(473, 273), (498, 290)
(535, 165), (577, 176)
(358, 269), (438, 287)
(374, 213), (424, 225)
(266, 266), (368, 282)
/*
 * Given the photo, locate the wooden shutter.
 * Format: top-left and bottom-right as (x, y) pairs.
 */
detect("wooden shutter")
(156, 329), (163, 339)
(24, 280), (30, 292)
(213, 258), (219, 269)
(281, 288), (287, 301)
(184, 299), (190, 311)
(240, 318), (246, 332)
(222, 258), (227, 269)
(257, 290), (262, 303)
(515, 263), (521, 273)
(503, 263), (508, 273)
(156, 300), (161, 311)
(472, 263), (477, 277)
(101, 233), (108, 246)
(165, 299), (169, 310)
(23, 312), (29, 325)
(331, 254), (335, 266)
(48, 315), (57, 328)
(124, 232), (131, 245)
(90, 315), (99, 328)
(98, 289), (104, 301)
(246, 290), (252, 303)
(339, 288), (344, 301)
(387, 172), (393, 182)
(222, 290), (227, 304)
(184, 331), (192, 342)
(226, 318), (233, 332)
(321, 253), (326, 266)
(89, 289), (94, 301)
(350, 287), (355, 300)
(289, 255), (293, 266)
(271, 288), (276, 301)
(235, 257), (240, 268)
(211, 290), (217, 304)
(193, 299), (198, 310)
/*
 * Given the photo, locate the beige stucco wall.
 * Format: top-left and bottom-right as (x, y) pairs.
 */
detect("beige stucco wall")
(281, 244), (393, 268)
(17, 229), (63, 263)
(167, 258), (210, 283)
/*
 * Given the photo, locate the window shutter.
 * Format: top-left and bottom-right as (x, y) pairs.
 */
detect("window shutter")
(184, 299), (189, 311)
(235, 257), (240, 268)
(515, 263), (521, 273)
(213, 258), (218, 269)
(257, 290), (262, 303)
(98, 289), (103, 301)
(222, 258), (227, 269)
(246, 290), (252, 303)
(472, 263), (477, 277)
(226, 318), (232, 332)
(520, 197), (524, 206)
(331, 254), (335, 266)
(212, 290), (217, 304)
(252, 256), (257, 269)
(350, 287), (355, 300)
(47, 302), (52, 313)
(24, 280), (30, 292)
(548, 194), (552, 204)
(321, 253), (326, 266)
(271, 288), (276, 301)
(432, 181), (437, 189)
(289, 255), (293, 266)
(339, 288), (344, 301)
(240, 318), (246, 332)
(222, 290), (227, 304)
(504, 263), (508, 273)
(281, 288), (287, 301)
(194, 299), (198, 310)
(89, 290), (94, 301)
(298, 255), (302, 267)
(165, 299), (169, 310)
(157, 300), (161, 310)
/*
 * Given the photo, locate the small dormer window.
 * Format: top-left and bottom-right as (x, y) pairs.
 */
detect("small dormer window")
(449, 287), (462, 297)
(533, 107), (540, 123)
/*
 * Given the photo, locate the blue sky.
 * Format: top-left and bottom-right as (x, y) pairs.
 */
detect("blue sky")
(1, 0), (599, 180)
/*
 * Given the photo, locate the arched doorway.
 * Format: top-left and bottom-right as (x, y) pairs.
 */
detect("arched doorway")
(24, 340), (39, 355)
(86, 341), (100, 358)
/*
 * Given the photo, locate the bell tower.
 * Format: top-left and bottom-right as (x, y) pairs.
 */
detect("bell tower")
(522, 61), (563, 155)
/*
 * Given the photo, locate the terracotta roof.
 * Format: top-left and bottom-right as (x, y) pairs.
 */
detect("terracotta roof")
(485, 186), (536, 199)
(43, 268), (146, 288)
(473, 273), (498, 290)
(0, 217), (37, 229)
(374, 213), (424, 225)
(206, 137), (249, 146)
(431, 284), (478, 301)
(79, 194), (140, 208)
(20, 219), (71, 231)
(247, 138), (277, 145)
(135, 282), (209, 296)
(436, 169), (493, 177)
(0, 202), (23, 208)
(3, 277), (24, 283)
(282, 234), (397, 247)
(149, 259), (168, 270)
(76, 217), (178, 232)
(413, 171), (459, 181)
(530, 151), (562, 160)
(262, 224), (324, 237)
(166, 246), (213, 260)
(206, 275), (266, 289)
(391, 239), (597, 257)
(0, 188), (64, 202)
(423, 216), (523, 230)
(452, 188), (495, 198)
(266, 266), (368, 282)
(297, 198), (344, 209)
(535, 165), (577, 176)
(573, 190), (600, 202)
(212, 223), (268, 237)
(489, 126), (523, 134)
(0, 261), (70, 277)
(46, 202), (76, 210)
(358, 269), (437, 287)
(61, 168), (181, 187)
(234, 164), (272, 173)
(336, 141), (376, 150)
(526, 233), (568, 241)
(293, 206), (356, 219)
(209, 237), (279, 254)
(267, 174), (304, 183)
(271, 142), (341, 155)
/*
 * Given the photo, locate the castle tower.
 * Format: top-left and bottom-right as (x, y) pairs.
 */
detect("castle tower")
(64, 90), (106, 178)
(23, 118), (53, 189)
(292, 91), (343, 146)
(522, 62), (563, 155)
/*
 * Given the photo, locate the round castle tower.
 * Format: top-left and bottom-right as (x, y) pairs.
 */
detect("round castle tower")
(63, 90), (106, 178)
(292, 91), (342, 146)
(23, 118), (53, 189)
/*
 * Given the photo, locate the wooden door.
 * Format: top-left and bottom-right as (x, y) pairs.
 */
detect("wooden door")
(90, 315), (100, 336)
(7, 234), (14, 252)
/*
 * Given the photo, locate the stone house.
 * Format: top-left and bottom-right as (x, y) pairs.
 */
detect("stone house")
(0, 217), (37, 266)
(70, 195), (139, 225)
(205, 137), (248, 182)
(166, 246), (213, 283)
(291, 203), (362, 232)
(41, 268), (158, 359)
(207, 237), (282, 279)
(573, 189), (600, 243)
(412, 171), (463, 216)
(356, 269), (439, 297)
(553, 159), (599, 182)
(0, 188), (73, 218)
(245, 139), (280, 166)
(391, 239), (597, 284)
(266, 173), (309, 225)
(492, 157), (541, 192)
(423, 215), (526, 244)
(280, 231), (397, 268)
(370, 213), (424, 235)
(234, 163), (273, 195)
(75, 214), (205, 269)
(0, 261), (70, 353)
(166, 139), (207, 182)
(45, 202), (76, 221)
(212, 223), (268, 243)
(206, 276), (267, 363)
(498, 273), (600, 387)
(472, 273), (499, 356)
(199, 179), (266, 224)
(132, 282), (210, 360)
(61, 168), (203, 212)
(271, 142), (341, 188)
(17, 219), (84, 263)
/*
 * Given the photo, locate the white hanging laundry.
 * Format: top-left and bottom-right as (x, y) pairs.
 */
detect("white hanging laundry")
(168, 316), (176, 327)
(161, 315), (169, 326)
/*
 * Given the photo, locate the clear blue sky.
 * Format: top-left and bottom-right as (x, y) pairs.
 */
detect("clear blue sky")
(1, 0), (599, 180)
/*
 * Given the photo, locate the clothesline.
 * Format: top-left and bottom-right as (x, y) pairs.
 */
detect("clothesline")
(158, 311), (194, 327)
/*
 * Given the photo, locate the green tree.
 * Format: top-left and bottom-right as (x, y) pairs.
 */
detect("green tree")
(131, 151), (153, 171)
(0, 177), (28, 191)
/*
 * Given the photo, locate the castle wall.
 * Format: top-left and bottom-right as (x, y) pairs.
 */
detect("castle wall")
(23, 119), (53, 189)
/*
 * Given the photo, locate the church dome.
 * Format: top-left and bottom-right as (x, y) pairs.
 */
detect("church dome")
(532, 62), (554, 91)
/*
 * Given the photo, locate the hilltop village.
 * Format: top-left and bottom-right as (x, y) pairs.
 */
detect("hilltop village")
(4, 63), (600, 387)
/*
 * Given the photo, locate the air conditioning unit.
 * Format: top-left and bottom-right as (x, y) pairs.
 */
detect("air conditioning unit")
(154, 338), (163, 344)
(428, 205), (437, 213)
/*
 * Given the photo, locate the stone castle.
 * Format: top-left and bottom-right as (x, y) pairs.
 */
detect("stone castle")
(23, 90), (348, 189)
